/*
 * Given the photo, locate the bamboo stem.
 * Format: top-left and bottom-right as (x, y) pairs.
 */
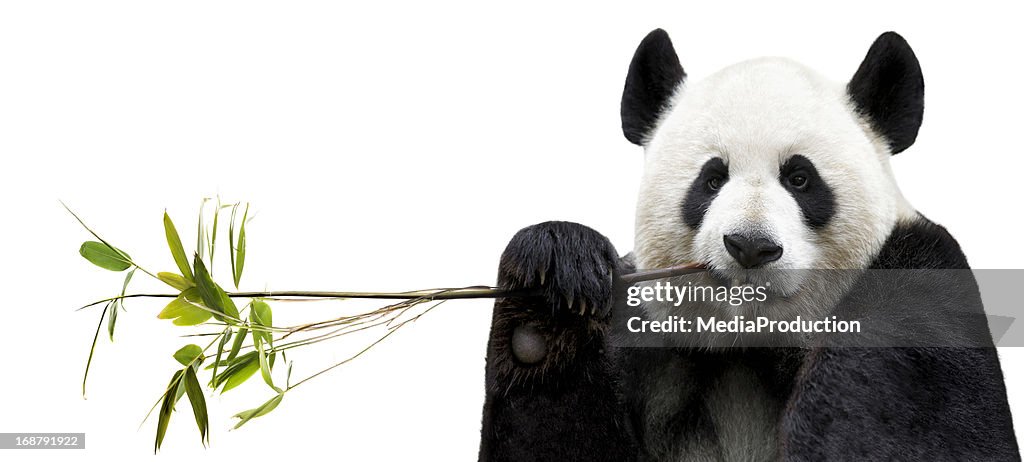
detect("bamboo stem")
(78, 263), (706, 310)
(619, 263), (706, 284)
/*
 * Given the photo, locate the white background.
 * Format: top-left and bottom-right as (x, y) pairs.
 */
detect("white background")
(1, 1), (1021, 460)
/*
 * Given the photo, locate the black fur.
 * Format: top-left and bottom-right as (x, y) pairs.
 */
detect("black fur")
(479, 221), (635, 462)
(681, 157), (728, 229)
(780, 218), (1018, 461)
(621, 29), (686, 146)
(848, 32), (925, 155)
(778, 155), (835, 229)
(871, 217), (969, 269)
(478, 219), (1018, 461)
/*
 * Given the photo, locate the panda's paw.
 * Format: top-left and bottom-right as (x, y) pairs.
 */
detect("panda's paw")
(497, 221), (619, 319)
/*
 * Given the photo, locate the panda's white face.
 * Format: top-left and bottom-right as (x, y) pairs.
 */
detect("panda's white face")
(634, 58), (915, 298)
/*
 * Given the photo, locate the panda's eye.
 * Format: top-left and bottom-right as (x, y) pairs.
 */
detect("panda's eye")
(788, 174), (808, 190)
(707, 176), (724, 191)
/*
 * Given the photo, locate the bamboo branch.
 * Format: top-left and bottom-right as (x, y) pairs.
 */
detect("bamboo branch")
(66, 199), (711, 448)
(77, 263), (707, 310)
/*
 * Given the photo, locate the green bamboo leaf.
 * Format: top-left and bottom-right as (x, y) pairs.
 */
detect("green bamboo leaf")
(227, 327), (247, 362)
(206, 347), (259, 369)
(120, 267), (135, 293)
(156, 299), (186, 319)
(79, 241), (131, 271)
(108, 268), (135, 341)
(251, 300), (272, 327)
(174, 378), (186, 408)
(214, 352), (259, 393)
(155, 370), (184, 453)
(232, 393), (284, 430)
(173, 344), (204, 367)
(211, 328), (231, 389)
(108, 301), (119, 341)
(163, 212), (194, 282)
(254, 336), (281, 393)
(250, 300), (273, 345)
(233, 204), (248, 289)
(221, 359), (259, 394)
(205, 358), (244, 371)
(183, 367), (209, 446)
(157, 289), (212, 326)
(177, 289), (213, 325)
(229, 204), (238, 288)
(204, 357), (239, 370)
(219, 290), (240, 322)
(192, 255), (219, 311)
(193, 255), (240, 322)
(157, 272), (193, 291)
(209, 197), (221, 271)
(196, 198), (208, 262)
(173, 310), (211, 327)
(204, 360), (228, 370)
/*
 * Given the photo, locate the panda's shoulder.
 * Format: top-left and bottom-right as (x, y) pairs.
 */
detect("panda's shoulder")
(870, 215), (969, 269)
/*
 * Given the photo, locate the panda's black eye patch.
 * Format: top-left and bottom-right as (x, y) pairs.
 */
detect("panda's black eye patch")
(779, 155), (834, 229)
(682, 157), (728, 229)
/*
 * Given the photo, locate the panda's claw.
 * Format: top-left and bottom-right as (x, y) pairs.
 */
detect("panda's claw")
(497, 221), (619, 321)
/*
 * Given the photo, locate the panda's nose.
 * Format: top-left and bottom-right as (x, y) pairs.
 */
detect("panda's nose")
(723, 234), (783, 268)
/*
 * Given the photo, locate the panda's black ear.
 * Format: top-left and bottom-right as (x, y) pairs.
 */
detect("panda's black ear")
(621, 29), (686, 146)
(848, 32), (924, 155)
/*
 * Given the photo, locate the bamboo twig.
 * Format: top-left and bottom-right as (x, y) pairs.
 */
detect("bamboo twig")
(77, 263), (707, 310)
(67, 196), (712, 447)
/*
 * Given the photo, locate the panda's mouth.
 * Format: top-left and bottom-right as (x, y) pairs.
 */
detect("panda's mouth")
(705, 266), (798, 297)
(708, 268), (758, 287)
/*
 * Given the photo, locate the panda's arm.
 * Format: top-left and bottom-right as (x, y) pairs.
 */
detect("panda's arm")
(477, 221), (637, 462)
(780, 218), (1019, 460)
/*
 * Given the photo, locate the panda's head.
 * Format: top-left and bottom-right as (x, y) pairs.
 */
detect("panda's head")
(624, 30), (923, 301)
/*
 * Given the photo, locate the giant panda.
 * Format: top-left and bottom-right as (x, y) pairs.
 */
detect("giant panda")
(478, 30), (1019, 461)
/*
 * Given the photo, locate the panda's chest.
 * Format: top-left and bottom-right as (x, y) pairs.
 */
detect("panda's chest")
(631, 352), (790, 462)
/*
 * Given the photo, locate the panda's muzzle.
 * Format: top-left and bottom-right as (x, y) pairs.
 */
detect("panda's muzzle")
(723, 234), (783, 268)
